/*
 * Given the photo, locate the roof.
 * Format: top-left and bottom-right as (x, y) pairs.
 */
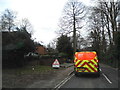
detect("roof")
(3, 42), (24, 51)
(2, 31), (26, 51)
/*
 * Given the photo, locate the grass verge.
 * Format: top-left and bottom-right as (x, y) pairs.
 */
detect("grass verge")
(3, 65), (53, 75)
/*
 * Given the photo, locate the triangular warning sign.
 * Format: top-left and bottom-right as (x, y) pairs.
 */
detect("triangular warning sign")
(52, 59), (60, 68)
(53, 59), (60, 65)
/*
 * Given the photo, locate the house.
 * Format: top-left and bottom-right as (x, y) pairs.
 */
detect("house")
(36, 46), (47, 55)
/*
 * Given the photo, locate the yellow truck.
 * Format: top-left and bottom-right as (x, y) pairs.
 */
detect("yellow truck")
(74, 51), (100, 77)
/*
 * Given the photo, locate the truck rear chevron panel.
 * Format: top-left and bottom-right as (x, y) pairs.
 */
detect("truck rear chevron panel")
(75, 60), (98, 72)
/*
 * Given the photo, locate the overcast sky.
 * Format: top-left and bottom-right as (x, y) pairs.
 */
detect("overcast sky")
(0, 0), (93, 46)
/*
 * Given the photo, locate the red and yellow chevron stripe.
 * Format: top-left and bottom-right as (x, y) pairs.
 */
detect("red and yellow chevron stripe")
(75, 60), (98, 72)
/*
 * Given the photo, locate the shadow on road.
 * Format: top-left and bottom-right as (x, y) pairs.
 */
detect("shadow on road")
(75, 73), (101, 78)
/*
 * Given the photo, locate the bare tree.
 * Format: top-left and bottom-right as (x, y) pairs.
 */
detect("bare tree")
(96, 0), (119, 45)
(18, 18), (34, 34)
(0, 9), (17, 32)
(87, 9), (102, 54)
(58, 0), (86, 53)
(87, 0), (119, 67)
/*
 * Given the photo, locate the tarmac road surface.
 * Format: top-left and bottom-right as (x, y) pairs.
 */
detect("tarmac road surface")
(55, 64), (118, 88)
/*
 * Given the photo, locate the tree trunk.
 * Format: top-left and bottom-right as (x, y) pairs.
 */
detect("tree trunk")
(73, 14), (76, 54)
(106, 15), (112, 46)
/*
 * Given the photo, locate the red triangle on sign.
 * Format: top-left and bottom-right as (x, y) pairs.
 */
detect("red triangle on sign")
(52, 59), (60, 65)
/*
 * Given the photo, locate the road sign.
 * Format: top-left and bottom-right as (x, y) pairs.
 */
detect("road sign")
(52, 59), (60, 68)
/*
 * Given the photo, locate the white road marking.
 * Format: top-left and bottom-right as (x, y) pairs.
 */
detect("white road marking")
(57, 74), (74, 89)
(102, 73), (112, 84)
(100, 68), (112, 84)
(54, 74), (74, 89)
(54, 77), (68, 89)
(68, 71), (74, 76)
(99, 68), (102, 72)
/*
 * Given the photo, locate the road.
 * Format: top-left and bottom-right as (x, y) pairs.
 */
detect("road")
(55, 64), (118, 88)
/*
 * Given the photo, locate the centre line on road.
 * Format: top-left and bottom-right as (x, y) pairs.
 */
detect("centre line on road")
(99, 68), (102, 72)
(54, 73), (74, 89)
(68, 71), (74, 76)
(102, 73), (112, 84)
(57, 74), (74, 89)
